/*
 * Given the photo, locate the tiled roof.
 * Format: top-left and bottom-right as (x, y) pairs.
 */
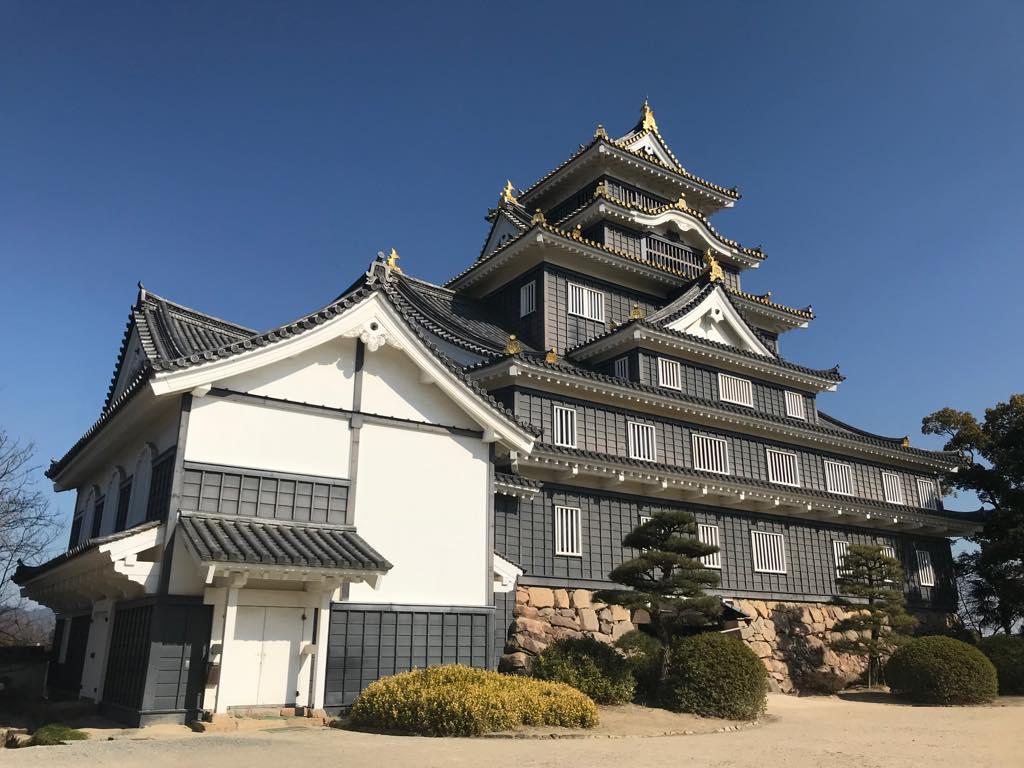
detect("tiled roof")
(529, 443), (978, 523)
(178, 512), (392, 572)
(469, 354), (956, 463)
(13, 520), (162, 584)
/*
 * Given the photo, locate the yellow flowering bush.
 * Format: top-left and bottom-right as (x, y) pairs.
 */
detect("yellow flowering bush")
(349, 665), (599, 736)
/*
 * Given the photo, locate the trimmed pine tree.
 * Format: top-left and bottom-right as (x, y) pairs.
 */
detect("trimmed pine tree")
(596, 509), (722, 681)
(828, 543), (918, 687)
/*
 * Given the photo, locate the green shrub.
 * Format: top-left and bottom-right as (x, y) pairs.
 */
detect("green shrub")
(533, 636), (635, 704)
(29, 724), (89, 746)
(614, 629), (664, 701)
(662, 632), (768, 720)
(978, 635), (1024, 695)
(349, 665), (598, 736)
(886, 635), (998, 705)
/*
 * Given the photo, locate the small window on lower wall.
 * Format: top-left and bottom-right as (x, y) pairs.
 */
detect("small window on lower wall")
(917, 479), (941, 510)
(766, 448), (800, 487)
(698, 523), (721, 569)
(824, 459), (855, 496)
(882, 471), (904, 505)
(657, 358), (682, 390)
(784, 390), (807, 420)
(881, 545), (897, 582)
(614, 356), (630, 380)
(628, 421), (657, 462)
(832, 540), (850, 577)
(916, 549), (935, 587)
(555, 506), (582, 556)
(751, 530), (786, 574)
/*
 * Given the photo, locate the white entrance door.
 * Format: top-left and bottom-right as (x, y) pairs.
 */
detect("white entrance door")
(231, 606), (306, 707)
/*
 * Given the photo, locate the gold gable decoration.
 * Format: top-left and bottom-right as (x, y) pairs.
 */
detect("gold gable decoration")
(629, 304), (645, 320)
(640, 98), (658, 132)
(500, 180), (518, 206)
(531, 209), (546, 225)
(504, 335), (524, 355)
(704, 249), (724, 283)
(386, 248), (403, 274)
(545, 347), (559, 364)
(594, 124), (608, 139)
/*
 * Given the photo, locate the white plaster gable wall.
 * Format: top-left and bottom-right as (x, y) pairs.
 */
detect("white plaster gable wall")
(481, 215), (522, 259)
(346, 423), (490, 607)
(108, 327), (146, 405)
(184, 398), (351, 479)
(624, 133), (676, 168)
(360, 344), (480, 430)
(218, 338), (357, 410)
(665, 289), (772, 357)
(167, 535), (206, 596)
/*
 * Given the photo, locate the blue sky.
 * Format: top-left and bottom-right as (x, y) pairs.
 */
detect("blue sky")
(2, 1), (1021, 538)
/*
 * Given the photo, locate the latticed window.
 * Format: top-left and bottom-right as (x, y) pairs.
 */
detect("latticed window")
(552, 405), (577, 448)
(568, 282), (604, 322)
(519, 281), (536, 317)
(751, 530), (786, 573)
(824, 459), (854, 496)
(784, 390), (806, 419)
(766, 448), (800, 487)
(657, 358), (682, 390)
(115, 477), (133, 532)
(833, 540), (850, 577)
(91, 495), (105, 539)
(917, 479), (940, 510)
(718, 373), (753, 407)
(692, 434), (729, 474)
(554, 506), (582, 556)
(614, 357), (629, 379)
(628, 422), (657, 462)
(882, 471), (904, 505)
(698, 523), (721, 569)
(916, 550), (935, 587)
(146, 450), (176, 521)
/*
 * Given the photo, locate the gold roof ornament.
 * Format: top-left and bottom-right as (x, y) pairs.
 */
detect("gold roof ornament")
(593, 180), (607, 199)
(531, 208), (546, 225)
(571, 224), (583, 240)
(545, 347), (559, 364)
(500, 180), (518, 206)
(629, 303), (645, 320)
(594, 123), (608, 139)
(640, 97), (658, 132)
(675, 193), (688, 210)
(386, 248), (403, 274)
(901, 436), (910, 448)
(704, 249), (724, 283)
(504, 334), (524, 355)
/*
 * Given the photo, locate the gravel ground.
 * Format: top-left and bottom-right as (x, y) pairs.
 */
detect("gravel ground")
(3, 694), (1022, 768)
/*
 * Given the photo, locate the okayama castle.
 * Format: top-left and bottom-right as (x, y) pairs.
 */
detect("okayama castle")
(17, 101), (977, 724)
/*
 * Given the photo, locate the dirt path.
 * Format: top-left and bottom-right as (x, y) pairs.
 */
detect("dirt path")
(3, 694), (1022, 768)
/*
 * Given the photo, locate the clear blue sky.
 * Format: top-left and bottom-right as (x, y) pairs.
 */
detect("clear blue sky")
(2, 1), (1021, 537)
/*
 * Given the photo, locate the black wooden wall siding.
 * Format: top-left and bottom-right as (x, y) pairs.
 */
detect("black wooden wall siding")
(514, 389), (934, 510)
(102, 603), (153, 710)
(635, 352), (818, 423)
(494, 489), (956, 609)
(180, 463), (349, 524)
(325, 605), (492, 709)
(480, 265), (547, 351)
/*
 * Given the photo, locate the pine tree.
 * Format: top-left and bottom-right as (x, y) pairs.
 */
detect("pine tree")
(828, 543), (917, 687)
(595, 509), (722, 681)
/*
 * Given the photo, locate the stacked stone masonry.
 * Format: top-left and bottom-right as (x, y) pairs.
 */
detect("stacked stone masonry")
(500, 587), (952, 693)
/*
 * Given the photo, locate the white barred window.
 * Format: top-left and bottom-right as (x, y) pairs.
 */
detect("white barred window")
(628, 421), (657, 462)
(917, 479), (940, 510)
(718, 373), (754, 407)
(657, 358), (682, 390)
(784, 391), (807, 420)
(882, 471), (904, 505)
(554, 506), (582, 556)
(832, 540), (851, 577)
(766, 448), (800, 487)
(824, 460), (855, 496)
(698, 523), (721, 569)
(916, 549), (935, 587)
(520, 281), (536, 316)
(552, 405), (577, 448)
(614, 356), (629, 380)
(881, 545), (898, 582)
(568, 282), (605, 322)
(638, 514), (653, 525)
(751, 531), (786, 574)
(692, 434), (730, 474)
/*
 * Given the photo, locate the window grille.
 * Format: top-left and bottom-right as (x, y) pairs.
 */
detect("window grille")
(146, 450), (176, 521)
(692, 433), (730, 474)
(519, 281), (536, 316)
(766, 448), (801, 487)
(568, 282), (605, 322)
(751, 530), (786, 573)
(628, 422), (657, 462)
(785, 391), (807, 419)
(657, 358), (682, 390)
(917, 479), (940, 510)
(115, 477), (133, 532)
(718, 373), (754, 407)
(699, 523), (721, 569)
(91, 495), (105, 539)
(916, 550), (935, 587)
(555, 506), (582, 556)
(614, 357), (629, 379)
(824, 460), (854, 496)
(833, 540), (851, 577)
(882, 471), (904, 505)
(552, 405), (577, 448)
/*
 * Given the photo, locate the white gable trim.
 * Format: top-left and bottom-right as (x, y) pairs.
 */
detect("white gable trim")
(664, 286), (773, 357)
(147, 292), (535, 454)
(480, 213), (524, 260)
(493, 553), (523, 592)
(622, 132), (678, 169)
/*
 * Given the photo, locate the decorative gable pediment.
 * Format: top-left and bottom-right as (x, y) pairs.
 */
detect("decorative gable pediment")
(480, 212), (524, 260)
(663, 287), (773, 357)
(623, 131), (679, 170)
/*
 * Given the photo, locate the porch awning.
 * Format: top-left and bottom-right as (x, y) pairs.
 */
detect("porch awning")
(177, 512), (392, 585)
(13, 521), (164, 613)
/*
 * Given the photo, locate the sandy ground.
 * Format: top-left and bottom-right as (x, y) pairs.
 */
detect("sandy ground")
(3, 694), (1022, 768)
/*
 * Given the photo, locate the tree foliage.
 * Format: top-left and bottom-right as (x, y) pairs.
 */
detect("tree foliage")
(828, 543), (917, 686)
(922, 395), (1024, 634)
(0, 429), (59, 646)
(595, 509), (722, 667)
